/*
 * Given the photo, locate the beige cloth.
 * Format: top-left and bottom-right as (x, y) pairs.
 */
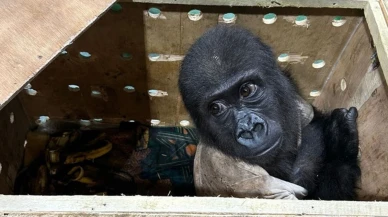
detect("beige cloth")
(194, 142), (308, 200)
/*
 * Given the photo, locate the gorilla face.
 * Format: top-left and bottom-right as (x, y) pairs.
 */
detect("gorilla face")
(203, 74), (284, 158)
(179, 25), (303, 164)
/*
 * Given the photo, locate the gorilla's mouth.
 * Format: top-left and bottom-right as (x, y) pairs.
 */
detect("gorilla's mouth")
(238, 136), (282, 157)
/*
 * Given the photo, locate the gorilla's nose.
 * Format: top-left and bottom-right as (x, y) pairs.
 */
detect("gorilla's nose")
(236, 114), (266, 144)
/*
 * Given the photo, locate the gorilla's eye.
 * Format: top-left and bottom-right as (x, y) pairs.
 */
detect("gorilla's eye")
(240, 83), (257, 98)
(209, 102), (225, 115)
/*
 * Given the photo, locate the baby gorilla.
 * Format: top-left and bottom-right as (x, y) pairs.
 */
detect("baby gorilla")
(179, 25), (361, 200)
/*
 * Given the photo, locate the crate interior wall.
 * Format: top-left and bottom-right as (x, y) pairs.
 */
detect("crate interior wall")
(1, 0), (388, 215)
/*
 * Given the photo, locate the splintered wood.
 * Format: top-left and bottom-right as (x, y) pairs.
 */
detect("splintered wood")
(0, 0), (115, 110)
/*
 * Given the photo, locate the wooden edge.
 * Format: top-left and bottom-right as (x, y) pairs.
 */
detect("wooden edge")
(121, 0), (368, 8)
(379, 0), (388, 24)
(365, 0), (388, 83)
(0, 0), (116, 111)
(0, 196), (388, 216)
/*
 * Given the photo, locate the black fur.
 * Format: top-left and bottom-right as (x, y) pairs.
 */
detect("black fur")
(178, 25), (360, 200)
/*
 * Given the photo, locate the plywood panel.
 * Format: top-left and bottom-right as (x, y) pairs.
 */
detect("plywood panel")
(356, 84), (388, 201)
(0, 0), (115, 111)
(19, 3), (152, 123)
(0, 97), (30, 194)
(235, 8), (363, 102)
(313, 20), (374, 110)
(19, 4), (365, 126)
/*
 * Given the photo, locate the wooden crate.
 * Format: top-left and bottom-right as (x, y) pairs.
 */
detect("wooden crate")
(0, 0), (388, 215)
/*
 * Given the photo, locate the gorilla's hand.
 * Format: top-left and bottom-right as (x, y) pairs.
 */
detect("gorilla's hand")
(326, 107), (359, 161)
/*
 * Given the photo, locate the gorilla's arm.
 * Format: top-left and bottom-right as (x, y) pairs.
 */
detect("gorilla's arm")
(291, 107), (361, 200)
(291, 123), (325, 195)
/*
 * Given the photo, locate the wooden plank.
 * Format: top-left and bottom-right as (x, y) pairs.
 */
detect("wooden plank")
(365, 0), (388, 84)
(0, 97), (30, 194)
(1, 196), (388, 216)
(121, 0), (368, 9)
(356, 83), (388, 201)
(0, 0), (115, 111)
(144, 5), (183, 126)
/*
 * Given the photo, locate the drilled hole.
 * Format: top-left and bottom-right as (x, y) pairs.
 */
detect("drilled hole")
(111, 3), (122, 12)
(312, 60), (326, 69)
(263, 13), (277, 24)
(79, 52), (91, 58)
(188, 9), (202, 21)
(26, 89), (38, 96)
(180, 120), (190, 126)
(123, 86), (136, 93)
(80, 119), (91, 126)
(148, 7), (161, 18)
(36, 116), (50, 125)
(68, 84), (80, 92)
(9, 112), (14, 124)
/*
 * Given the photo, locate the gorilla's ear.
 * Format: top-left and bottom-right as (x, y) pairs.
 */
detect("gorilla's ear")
(295, 94), (314, 128)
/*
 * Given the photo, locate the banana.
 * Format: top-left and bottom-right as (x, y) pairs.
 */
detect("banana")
(77, 177), (97, 185)
(67, 166), (98, 185)
(64, 140), (113, 164)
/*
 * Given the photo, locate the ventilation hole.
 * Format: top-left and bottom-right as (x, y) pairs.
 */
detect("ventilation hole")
(148, 53), (161, 61)
(295, 15), (308, 25)
(148, 89), (168, 97)
(36, 116), (50, 125)
(79, 52), (91, 58)
(61, 50), (68, 55)
(148, 90), (158, 96)
(93, 118), (103, 123)
(24, 83), (32, 89)
(80, 119), (91, 126)
(91, 90), (102, 98)
(340, 78), (347, 91)
(309, 90), (321, 97)
(110, 3), (122, 12)
(150, 119), (160, 126)
(277, 53), (290, 62)
(10, 112), (14, 124)
(332, 16), (346, 27)
(148, 7), (161, 18)
(180, 120), (190, 126)
(263, 13), (277, 24)
(188, 9), (202, 21)
(121, 52), (132, 59)
(129, 120), (135, 123)
(222, 13), (236, 23)
(312, 60), (326, 69)
(26, 89), (38, 96)
(68, 84), (80, 92)
(123, 86), (135, 93)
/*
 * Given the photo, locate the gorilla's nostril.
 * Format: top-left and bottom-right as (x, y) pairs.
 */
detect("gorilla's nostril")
(253, 123), (264, 132)
(239, 131), (253, 139)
